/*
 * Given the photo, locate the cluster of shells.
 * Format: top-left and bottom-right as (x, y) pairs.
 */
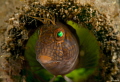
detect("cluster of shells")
(1, 0), (120, 82)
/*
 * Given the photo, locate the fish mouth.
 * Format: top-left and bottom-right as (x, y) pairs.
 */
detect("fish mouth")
(40, 60), (61, 70)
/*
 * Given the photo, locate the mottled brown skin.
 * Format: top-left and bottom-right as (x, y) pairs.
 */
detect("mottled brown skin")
(36, 22), (79, 75)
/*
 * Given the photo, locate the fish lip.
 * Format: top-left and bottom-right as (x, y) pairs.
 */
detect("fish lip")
(42, 60), (61, 64)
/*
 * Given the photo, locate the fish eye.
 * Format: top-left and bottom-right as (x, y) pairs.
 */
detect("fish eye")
(54, 28), (65, 41)
(57, 31), (64, 37)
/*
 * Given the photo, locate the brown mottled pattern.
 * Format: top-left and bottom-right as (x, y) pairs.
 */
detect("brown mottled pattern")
(36, 22), (79, 75)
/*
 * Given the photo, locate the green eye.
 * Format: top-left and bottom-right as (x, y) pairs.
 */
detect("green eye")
(57, 31), (64, 37)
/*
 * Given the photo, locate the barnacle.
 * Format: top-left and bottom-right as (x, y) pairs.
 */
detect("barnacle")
(1, 0), (120, 82)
